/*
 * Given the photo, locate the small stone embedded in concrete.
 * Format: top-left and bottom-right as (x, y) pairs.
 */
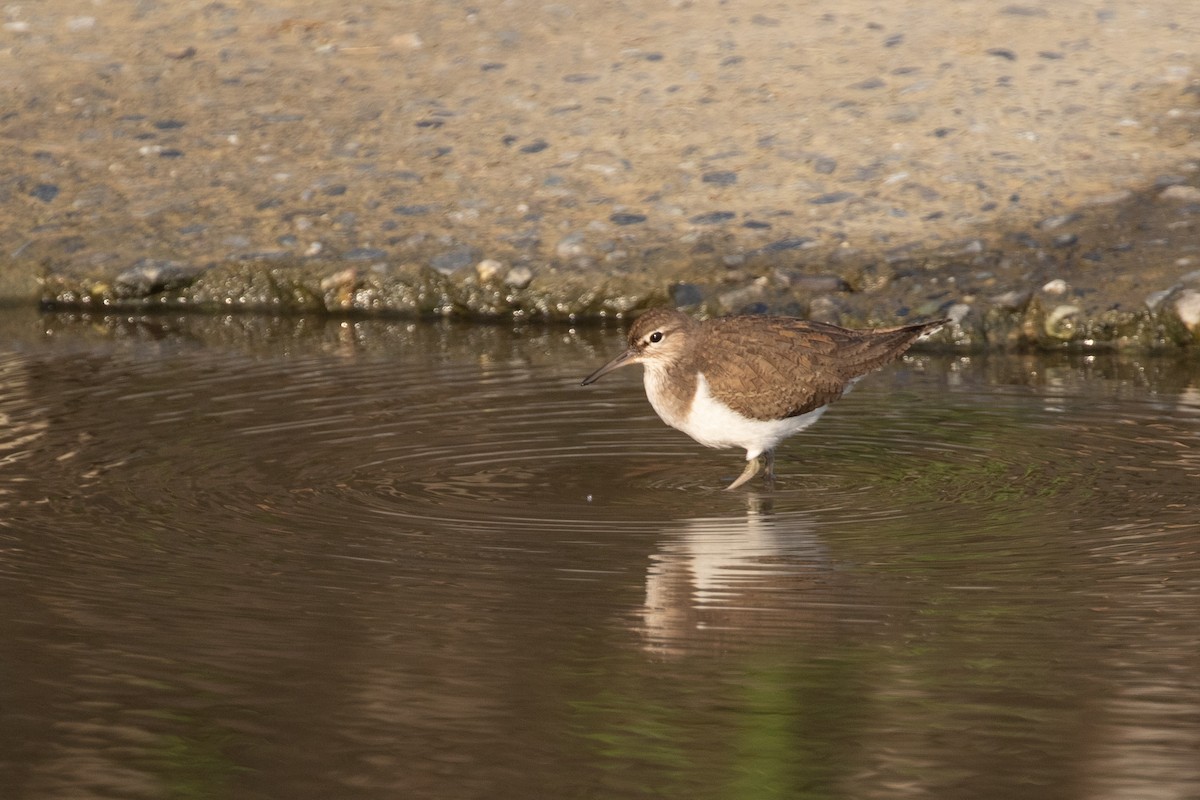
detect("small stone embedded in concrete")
(810, 192), (853, 205)
(393, 204), (433, 216)
(1173, 289), (1200, 335)
(701, 171), (737, 186)
(431, 245), (475, 274)
(475, 258), (503, 281)
(555, 232), (586, 259)
(1159, 185), (1200, 203)
(689, 211), (735, 225)
(609, 213), (647, 225)
(114, 259), (205, 298)
(774, 271), (851, 293)
(345, 247), (387, 261)
(30, 184), (59, 202)
(759, 236), (815, 253)
(1154, 175), (1188, 188)
(811, 156), (837, 174)
(1038, 213), (1080, 230)
(990, 289), (1032, 311)
(717, 278), (769, 314)
(504, 265), (533, 290)
(1045, 304), (1082, 339)
(672, 283), (704, 306)
(320, 268), (358, 291)
(1144, 288), (1175, 311)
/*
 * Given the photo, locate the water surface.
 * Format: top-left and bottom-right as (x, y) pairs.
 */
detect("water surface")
(2, 310), (1199, 799)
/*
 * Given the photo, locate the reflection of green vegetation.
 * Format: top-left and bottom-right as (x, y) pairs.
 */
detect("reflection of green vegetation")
(573, 653), (874, 798)
(572, 692), (695, 793)
(728, 658), (868, 800)
(140, 715), (247, 800)
(891, 458), (1076, 506)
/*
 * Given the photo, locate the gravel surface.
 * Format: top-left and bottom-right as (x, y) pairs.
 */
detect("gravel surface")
(4, 1), (1200, 346)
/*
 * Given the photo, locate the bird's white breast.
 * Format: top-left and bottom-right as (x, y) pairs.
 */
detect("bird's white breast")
(644, 370), (829, 461)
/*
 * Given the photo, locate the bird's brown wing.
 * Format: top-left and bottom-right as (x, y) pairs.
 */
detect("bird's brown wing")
(695, 317), (942, 421)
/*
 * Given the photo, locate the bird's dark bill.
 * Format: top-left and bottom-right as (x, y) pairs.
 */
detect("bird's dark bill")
(581, 348), (637, 385)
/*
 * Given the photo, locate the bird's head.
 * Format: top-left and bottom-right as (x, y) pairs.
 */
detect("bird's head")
(581, 308), (696, 385)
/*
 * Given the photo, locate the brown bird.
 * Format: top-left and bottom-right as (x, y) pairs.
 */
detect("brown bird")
(582, 307), (946, 490)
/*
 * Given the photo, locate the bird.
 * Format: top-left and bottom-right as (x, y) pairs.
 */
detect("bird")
(581, 307), (947, 490)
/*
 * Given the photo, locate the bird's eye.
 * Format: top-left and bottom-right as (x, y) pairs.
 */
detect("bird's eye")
(648, 331), (664, 344)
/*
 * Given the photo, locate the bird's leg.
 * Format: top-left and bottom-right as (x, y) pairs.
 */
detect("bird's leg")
(724, 456), (762, 491)
(763, 450), (777, 488)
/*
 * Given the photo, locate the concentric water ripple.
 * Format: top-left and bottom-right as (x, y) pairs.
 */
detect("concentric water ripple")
(3, 314), (1200, 800)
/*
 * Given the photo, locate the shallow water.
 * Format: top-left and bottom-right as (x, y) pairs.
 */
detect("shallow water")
(2, 310), (1199, 800)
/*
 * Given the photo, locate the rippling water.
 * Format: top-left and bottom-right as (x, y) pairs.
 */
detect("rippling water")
(2, 309), (1199, 799)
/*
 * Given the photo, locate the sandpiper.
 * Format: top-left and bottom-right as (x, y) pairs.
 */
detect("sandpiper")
(582, 307), (946, 490)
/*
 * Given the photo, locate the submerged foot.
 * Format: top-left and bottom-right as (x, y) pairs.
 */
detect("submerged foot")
(724, 450), (778, 491)
(724, 457), (762, 491)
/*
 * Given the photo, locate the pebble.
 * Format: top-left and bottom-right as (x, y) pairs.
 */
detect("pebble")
(505, 265), (533, 290)
(519, 140), (549, 154)
(672, 283), (704, 306)
(689, 211), (735, 225)
(717, 280), (768, 313)
(774, 271), (850, 293)
(476, 258), (503, 281)
(759, 236), (815, 254)
(30, 184), (59, 203)
(1038, 213), (1080, 231)
(344, 247), (386, 261)
(394, 204), (433, 216)
(1042, 278), (1068, 295)
(990, 289), (1032, 310)
(320, 268), (357, 291)
(810, 192), (853, 205)
(609, 213), (647, 225)
(1044, 304), (1082, 339)
(701, 171), (737, 186)
(1144, 288), (1175, 311)
(431, 246), (475, 274)
(1159, 185), (1200, 202)
(555, 233), (586, 258)
(114, 259), (204, 297)
(1174, 289), (1200, 333)
(67, 16), (97, 32)
(811, 156), (837, 174)
(945, 303), (972, 324)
